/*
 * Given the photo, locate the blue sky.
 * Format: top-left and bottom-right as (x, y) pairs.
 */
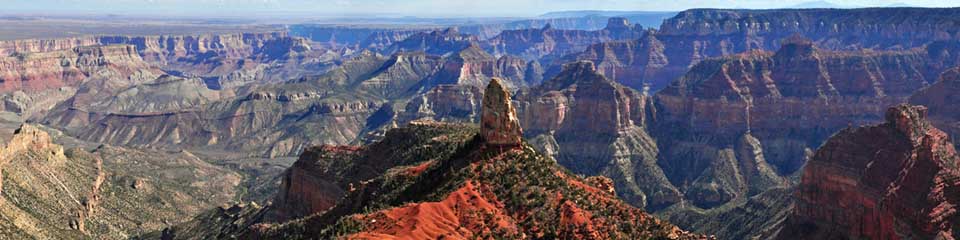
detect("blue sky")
(3, 0), (958, 17)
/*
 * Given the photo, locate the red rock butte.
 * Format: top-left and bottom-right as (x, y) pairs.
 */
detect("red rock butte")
(480, 78), (523, 146)
(784, 104), (960, 239)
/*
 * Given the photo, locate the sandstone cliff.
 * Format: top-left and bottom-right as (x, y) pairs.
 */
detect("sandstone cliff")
(781, 105), (960, 239)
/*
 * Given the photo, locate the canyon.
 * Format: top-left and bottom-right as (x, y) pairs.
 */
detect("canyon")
(0, 5), (958, 239)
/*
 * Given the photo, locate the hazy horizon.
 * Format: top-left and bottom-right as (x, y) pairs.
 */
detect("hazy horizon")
(3, 0), (959, 18)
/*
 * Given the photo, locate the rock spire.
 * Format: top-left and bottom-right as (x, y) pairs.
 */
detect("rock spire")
(481, 78), (523, 145)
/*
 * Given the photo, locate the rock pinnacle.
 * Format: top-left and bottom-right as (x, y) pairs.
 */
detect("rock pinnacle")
(481, 78), (523, 145)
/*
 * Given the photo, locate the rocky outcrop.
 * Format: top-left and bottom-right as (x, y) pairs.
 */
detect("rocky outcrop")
(517, 61), (680, 209)
(782, 105), (960, 239)
(481, 78), (522, 146)
(0, 125), (65, 194)
(911, 67), (960, 146)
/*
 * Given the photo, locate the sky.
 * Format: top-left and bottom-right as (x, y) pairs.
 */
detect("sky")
(2, 0), (958, 18)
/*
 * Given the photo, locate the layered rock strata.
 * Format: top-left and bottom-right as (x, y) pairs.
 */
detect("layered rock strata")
(654, 40), (942, 178)
(557, 8), (960, 91)
(0, 44), (152, 93)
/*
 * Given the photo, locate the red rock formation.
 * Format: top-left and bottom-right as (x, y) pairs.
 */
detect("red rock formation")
(272, 145), (361, 220)
(481, 78), (522, 146)
(783, 104), (960, 240)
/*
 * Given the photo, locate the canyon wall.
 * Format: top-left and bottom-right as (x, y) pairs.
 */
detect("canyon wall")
(648, 39), (953, 210)
(0, 44), (155, 93)
(558, 8), (960, 91)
